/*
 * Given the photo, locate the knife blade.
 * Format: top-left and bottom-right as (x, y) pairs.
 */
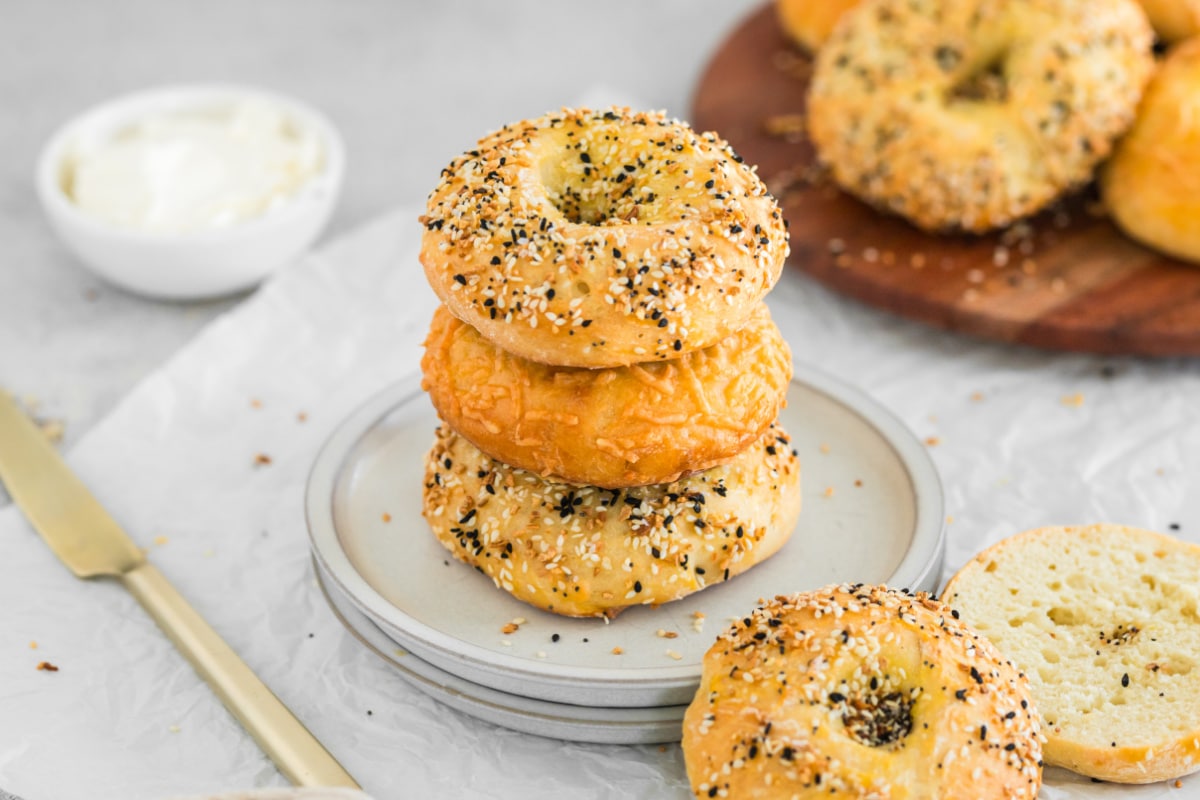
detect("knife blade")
(0, 390), (359, 789)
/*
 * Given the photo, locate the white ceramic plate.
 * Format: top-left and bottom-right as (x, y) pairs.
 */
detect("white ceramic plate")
(315, 558), (688, 744)
(305, 362), (945, 708)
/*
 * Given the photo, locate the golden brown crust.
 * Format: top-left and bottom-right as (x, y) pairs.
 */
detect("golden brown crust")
(682, 585), (1043, 799)
(1102, 38), (1200, 266)
(420, 303), (793, 488)
(776, 0), (862, 52)
(419, 107), (789, 368)
(420, 424), (802, 619)
(1138, 0), (1200, 42)
(943, 524), (1200, 784)
(808, 0), (1154, 233)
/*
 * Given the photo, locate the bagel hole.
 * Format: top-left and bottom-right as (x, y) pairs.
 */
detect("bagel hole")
(840, 690), (914, 749)
(540, 157), (641, 226)
(948, 56), (1009, 104)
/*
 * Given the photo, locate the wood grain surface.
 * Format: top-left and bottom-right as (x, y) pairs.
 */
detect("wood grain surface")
(691, 3), (1200, 356)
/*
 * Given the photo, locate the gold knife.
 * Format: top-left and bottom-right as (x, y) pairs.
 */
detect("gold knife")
(0, 390), (359, 789)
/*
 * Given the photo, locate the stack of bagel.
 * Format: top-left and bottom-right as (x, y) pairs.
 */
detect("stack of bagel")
(417, 107), (799, 619)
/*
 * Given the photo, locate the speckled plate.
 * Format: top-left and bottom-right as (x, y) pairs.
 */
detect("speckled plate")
(314, 557), (687, 744)
(305, 362), (945, 709)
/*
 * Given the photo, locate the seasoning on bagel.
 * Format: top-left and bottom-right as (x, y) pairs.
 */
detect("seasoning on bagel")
(421, 423), (802, 618)
(683, 584), (1043, 799)
(420, 107), (789, 368)
(807, 0), (1154, 232)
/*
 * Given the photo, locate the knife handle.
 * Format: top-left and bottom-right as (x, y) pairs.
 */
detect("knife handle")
(120, 563), (360, 788)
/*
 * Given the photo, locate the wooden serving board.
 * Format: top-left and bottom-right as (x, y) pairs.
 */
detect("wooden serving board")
(691, 3), (1200, 356)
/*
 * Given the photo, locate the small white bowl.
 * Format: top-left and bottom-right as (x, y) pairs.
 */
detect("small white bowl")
(36, 84), (345, 300)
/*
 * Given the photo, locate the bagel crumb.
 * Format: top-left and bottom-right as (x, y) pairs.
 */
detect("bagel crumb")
(762, 113), (807, 142)
(772, 49), (813, 81)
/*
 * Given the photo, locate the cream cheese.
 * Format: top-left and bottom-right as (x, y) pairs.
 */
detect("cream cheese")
(66, 99), (324, 233)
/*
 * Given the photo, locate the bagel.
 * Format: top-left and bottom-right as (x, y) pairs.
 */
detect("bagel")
(776, 0), (861, 52)
(420, 302), (793, 488)
(420, 423), (801, 619)
(1103, 38), (1200, 266)
(419, 107), (789, 368)
(682, 585), (1043, 799)
(1138, 0), (1200, 42)
(943, 524), (1200, 783)
(807, 0), (1155, 233)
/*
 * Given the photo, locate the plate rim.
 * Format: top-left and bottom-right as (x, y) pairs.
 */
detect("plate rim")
(304, 360), (946, 692)
(313, 556), (688, 743)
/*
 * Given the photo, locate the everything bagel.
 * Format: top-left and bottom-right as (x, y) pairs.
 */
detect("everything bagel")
(683, 585), (1043, 799)
(420, 107), (789, 368)
(807, 0), (1154, 233)
(421, 423), (802, 618)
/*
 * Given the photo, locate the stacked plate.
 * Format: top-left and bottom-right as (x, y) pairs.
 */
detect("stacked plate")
(304, 363), (946, 744)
